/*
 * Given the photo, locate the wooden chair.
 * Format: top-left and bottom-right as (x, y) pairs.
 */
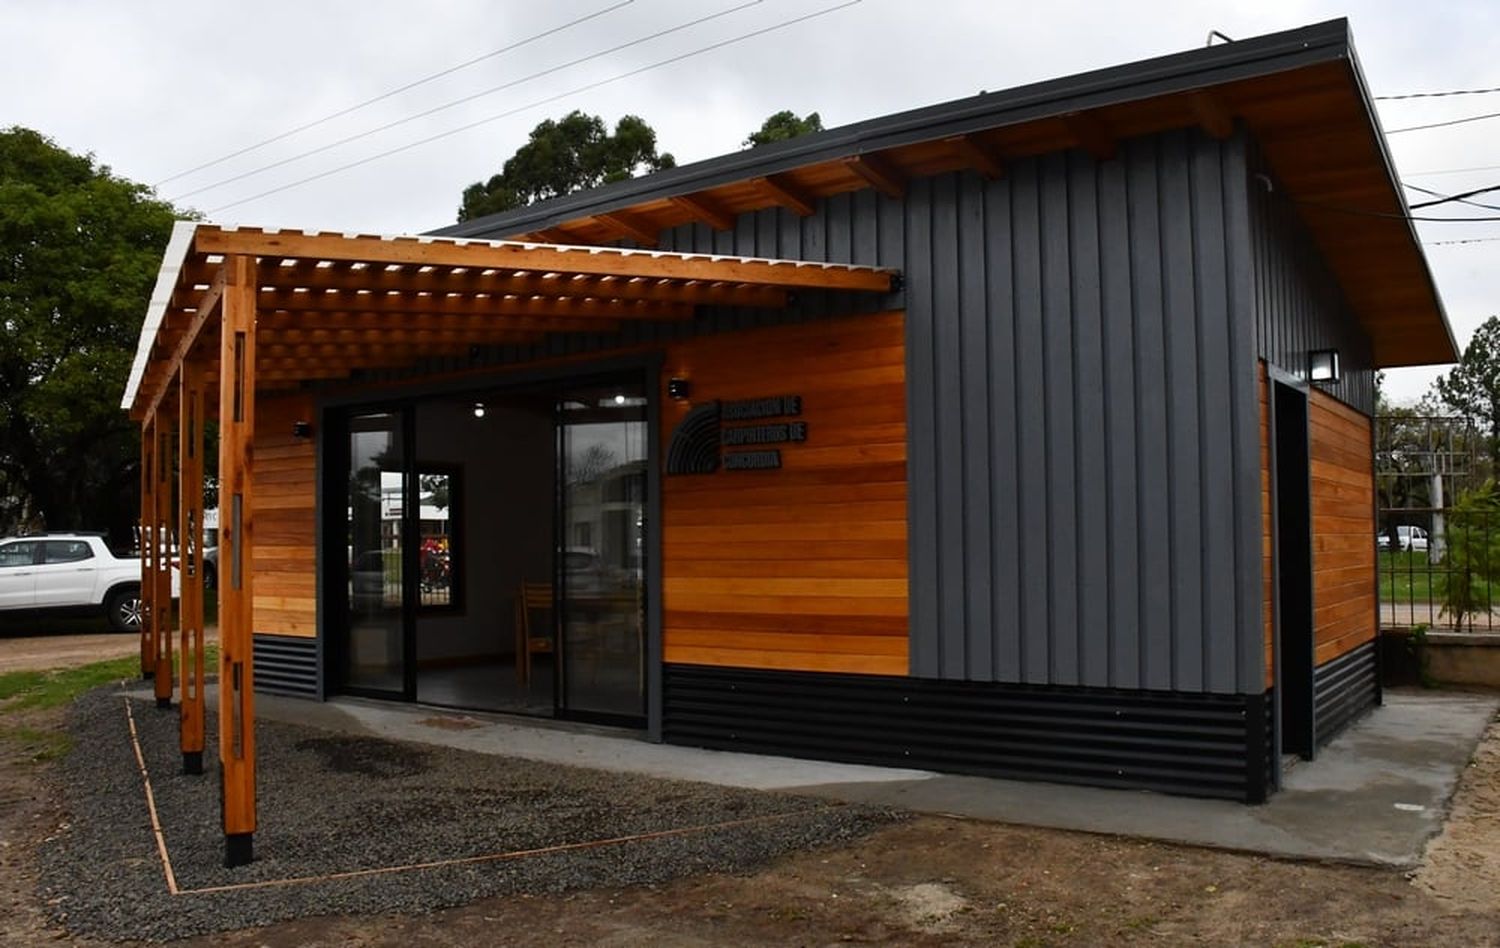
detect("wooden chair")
(514, 581), (553, 687)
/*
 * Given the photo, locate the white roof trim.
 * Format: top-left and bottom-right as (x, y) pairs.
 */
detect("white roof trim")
(121, 220), (198, 410)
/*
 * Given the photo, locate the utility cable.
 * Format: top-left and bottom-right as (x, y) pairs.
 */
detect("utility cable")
(1426, 236), (1500, 246)
(154, 1), (633, 188)
(1387, 109), (1500, 134)
(1377, 86), (1500, 100)
(1294, 197), (1500, 222)
(1404, 182), (1500, 211)
(170, 0), (764, 203)
(1402, 163), (1500, 178)
(205, 0), (863, 215)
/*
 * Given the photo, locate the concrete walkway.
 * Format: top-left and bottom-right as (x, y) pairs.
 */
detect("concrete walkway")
(156, 685), (1497, 870)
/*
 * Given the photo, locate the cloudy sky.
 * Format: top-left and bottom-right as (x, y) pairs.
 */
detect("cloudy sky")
(4, 0), (1495, 403)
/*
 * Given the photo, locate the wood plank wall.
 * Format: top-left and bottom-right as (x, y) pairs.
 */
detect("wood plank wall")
(1308, 388), (1376, 665)
(1259, 364), (1377, 685)
(660, 311), (909, 676)
(252, 392), (316, 638)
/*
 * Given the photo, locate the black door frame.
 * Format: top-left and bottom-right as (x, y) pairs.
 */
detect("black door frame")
(317, 352), (665, 735)
(1269, 368), (1316, 768)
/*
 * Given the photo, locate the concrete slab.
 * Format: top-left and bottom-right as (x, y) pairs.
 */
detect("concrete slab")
(136, 685), (1496, 869)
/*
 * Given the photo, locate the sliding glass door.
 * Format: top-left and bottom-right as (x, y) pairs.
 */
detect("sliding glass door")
(558, 384), (647, 722)
(344, 411), (408, 695)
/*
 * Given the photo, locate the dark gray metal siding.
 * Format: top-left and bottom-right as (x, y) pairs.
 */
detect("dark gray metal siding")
(1313, 639), (1378, 746)
(252, 633), (320, 698)
(1249, 154), (1376, 414)
(904, 131), (1262, 695)
(372, 127), (1268, 698)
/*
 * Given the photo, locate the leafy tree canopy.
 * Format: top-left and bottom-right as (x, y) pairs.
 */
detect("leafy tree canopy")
(744, 110), (824, 148)
(0, 127), (182, 542)
(1436, 315), (1500, 466)
(458, 112), (675, 222)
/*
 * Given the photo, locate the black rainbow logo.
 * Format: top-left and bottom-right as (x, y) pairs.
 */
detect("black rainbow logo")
(665, 401), (721, 475)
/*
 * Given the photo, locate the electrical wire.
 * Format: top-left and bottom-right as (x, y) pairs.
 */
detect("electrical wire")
(1403, 163), (1500, 178)
(170, 0), (764, 203)
(205, 0), (864, 215)
(154, 1), (634, 188)
(1387, 109), (1500, 134)
(1293, 197), (1500, 222)
(1426, 236), (1500, 246)
(1404, 182), (1500, 211)
(1377, 86), (1500, 100)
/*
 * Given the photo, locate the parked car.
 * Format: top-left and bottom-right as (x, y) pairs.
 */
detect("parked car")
(1377, 525), (1429, 552)
(0, 532), (177, 632)
(202, 527), (218, 590)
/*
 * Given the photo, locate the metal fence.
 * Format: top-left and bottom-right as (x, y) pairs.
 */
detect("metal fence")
(1376, 414), (1496, 631)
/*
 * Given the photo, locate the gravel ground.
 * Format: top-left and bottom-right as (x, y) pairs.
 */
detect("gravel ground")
(37, 687), (897, 942)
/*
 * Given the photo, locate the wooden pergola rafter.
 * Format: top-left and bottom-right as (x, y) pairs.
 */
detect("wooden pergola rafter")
(121, 223), (898, 867)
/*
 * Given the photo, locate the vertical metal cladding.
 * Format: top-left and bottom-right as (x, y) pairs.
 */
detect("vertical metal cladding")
(905, 129), (1263, 695)
(1248, 149), (1376, 415)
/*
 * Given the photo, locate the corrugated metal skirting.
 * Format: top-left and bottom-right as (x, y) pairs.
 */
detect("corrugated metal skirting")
(1313, 640), (1377, 747)
(252, 633), (320, 698)
(664, 664), (1272, 802)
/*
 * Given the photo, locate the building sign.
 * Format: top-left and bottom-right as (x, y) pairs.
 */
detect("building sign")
(665, 394), (808, 475)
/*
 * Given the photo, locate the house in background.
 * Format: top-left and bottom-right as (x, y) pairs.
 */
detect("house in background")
(123, 18), (1454, 864)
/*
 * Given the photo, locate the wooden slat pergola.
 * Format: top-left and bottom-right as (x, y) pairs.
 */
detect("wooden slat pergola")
(120, 223), (897, 866)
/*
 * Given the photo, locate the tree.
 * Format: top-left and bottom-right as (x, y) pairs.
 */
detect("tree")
(0, 127), (181, 544)
(744, 110), (824, 148)
(458, 112), (675, 221)
(1436, 316), (1500, 467)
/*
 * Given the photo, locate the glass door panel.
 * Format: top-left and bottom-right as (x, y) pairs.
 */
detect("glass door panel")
(345, 412), (406, 693)
(559, 386), (647, 721)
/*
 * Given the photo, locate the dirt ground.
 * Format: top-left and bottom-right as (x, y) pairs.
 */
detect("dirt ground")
(2, 629), (1498, 946)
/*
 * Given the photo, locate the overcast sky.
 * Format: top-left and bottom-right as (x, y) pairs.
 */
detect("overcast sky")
(4, 0), (1495, 404)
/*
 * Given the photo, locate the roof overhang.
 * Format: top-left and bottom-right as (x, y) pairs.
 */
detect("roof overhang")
(437, 18), (1455, 369)
(121, 224), (898, 420)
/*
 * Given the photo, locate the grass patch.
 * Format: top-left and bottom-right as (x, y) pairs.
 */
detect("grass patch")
(0, 723), (74, 761)
(0, 644), (220, 714)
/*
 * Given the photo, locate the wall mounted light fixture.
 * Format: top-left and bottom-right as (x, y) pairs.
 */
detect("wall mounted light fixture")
(667, 377), (691, 400)
(472, 402), (486, 419)
(292, 421), (313, 439)
(1308, 348), (1341, 383)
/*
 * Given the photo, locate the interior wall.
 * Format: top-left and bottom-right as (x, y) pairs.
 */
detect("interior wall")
(414, 397), (554, 665)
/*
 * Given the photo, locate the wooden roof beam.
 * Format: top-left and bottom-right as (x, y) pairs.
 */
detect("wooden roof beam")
(944, 134), (1006, 180)
(668, 193), (737, 232)
(752, 174), (817, 216)
(842, 153), (906, 199)
(524, 227), (582, 244)
(256, 289), (694, 321)
(593, 211), (660, 247)
(255, 311), (623, 335)
(1063, 111), (1117, 161)
(190, 227), (896, 293)
(138, 268), (227, 423)
(1187, 90), (1236, 140)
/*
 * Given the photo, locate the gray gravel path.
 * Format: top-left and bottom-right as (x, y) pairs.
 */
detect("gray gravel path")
(38, 687), (898, 941)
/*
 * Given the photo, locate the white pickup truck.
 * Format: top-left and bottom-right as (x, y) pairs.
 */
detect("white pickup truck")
(0, 533), (174, 632)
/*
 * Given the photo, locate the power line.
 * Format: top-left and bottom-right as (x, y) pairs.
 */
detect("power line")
(206, 0), (863, 215)
(1294, 197), (1500, 222)
(1377, 86), (1500, 100)
(1388, 109), (1500, 134)
(1403, 163), (1500, 178)
(1404, 182), (1500, 211)
(154, 1), (633, 188)
(1426, 236), (1500, 246)
(171, 0), (764, 203)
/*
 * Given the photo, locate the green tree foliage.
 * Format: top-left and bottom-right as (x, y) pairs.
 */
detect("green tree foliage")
(458, 112), (675, 221)
(1439, 479), (1500, 631)
(0, 127), (181, 542)
(744, 110), (824, 148)
(1436, 315), (1500, 467)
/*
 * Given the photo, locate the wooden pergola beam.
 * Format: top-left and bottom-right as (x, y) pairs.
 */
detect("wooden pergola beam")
(178, 361), (207, 775)
(138, 420), (155, 680)
(218, 253), (257, 868)
(140, 269), (226, 431)
(188, 228), (893, 293)
(254, 289), (693, 321)
(153, 419), (174, 708)
(253, 311), (617, 335)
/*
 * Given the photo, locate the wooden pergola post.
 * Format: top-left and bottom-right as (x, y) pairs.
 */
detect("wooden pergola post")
(179, 362), (207, 774)
(139, 422), (156, 679)
(218, 254), (258, 867)
(154, 417), (175, 708)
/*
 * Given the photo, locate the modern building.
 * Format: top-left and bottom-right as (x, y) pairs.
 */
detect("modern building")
(124, 19), (1455, 864)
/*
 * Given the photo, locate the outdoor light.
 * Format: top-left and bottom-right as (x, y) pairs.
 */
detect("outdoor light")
(1309, 348), (1341, 383)
(472, 401), (486, 419)
(667, 377), (691, 400)
(291, 421), (313, 440)
(614, 393), (627, 406)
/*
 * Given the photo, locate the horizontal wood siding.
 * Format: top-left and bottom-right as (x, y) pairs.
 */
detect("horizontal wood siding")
(660, 311), (909, 676)
(253, 392), (316, 638)
(1309, 389), (1375, 664)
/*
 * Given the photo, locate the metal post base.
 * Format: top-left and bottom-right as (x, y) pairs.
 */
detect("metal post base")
(143, 670), (154, 680)
(182, 751), (203, 776)
(155, 697), (172, 710)
(224, 832), (253, 868)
